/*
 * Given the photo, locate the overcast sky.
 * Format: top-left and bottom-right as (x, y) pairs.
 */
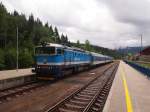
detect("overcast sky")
(1, 0), (150, 49)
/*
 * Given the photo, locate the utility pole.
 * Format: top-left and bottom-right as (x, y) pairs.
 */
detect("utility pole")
(5, 30), (7, 48)
(127, 46), (128, 60)
(16, 27), (18, 71)
(140, 34), (143, 55)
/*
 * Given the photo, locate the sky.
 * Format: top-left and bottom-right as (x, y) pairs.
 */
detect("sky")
(1, 0), (150, 49)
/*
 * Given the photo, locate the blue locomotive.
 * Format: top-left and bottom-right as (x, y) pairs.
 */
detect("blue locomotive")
(33, 43), (113, 78)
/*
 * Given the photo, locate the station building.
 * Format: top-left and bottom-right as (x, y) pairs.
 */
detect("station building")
(139, 46), (150, 62)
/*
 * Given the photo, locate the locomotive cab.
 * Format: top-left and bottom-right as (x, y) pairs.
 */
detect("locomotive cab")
(34, 43), (65, 77)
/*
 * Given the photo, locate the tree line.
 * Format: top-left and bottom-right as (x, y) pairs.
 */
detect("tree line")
(72, 40), (123, 59)
(0, 2), (71, 70)
(0, 2), (122, 70)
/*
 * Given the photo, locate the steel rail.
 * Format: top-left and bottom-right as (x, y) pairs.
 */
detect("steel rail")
(44, 62), (119, 112)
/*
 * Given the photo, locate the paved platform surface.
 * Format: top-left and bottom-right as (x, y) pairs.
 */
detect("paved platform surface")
(103, 60), (150, 112)
(0, 68), (34, 80)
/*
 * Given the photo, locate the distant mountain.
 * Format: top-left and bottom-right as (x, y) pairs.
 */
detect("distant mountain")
(117, 47), (144, 55)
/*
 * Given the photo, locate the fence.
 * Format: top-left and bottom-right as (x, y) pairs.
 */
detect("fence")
(124, 60), (150, 77)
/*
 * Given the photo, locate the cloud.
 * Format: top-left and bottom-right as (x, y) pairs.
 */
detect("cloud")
(101, 0), (150, 26)
(1, 0), (150, 48)
(100, 0), (150, 46)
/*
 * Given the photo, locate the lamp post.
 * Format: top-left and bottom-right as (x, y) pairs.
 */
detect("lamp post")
(16, 27), (18, 71)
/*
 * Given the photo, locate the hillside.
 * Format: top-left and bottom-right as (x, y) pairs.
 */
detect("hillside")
(0, 2), (122, 70)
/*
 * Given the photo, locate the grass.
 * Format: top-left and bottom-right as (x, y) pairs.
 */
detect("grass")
(135, 62), (150, 69)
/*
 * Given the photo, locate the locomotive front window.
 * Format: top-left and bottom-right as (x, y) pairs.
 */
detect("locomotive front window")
(57, 49), (62, 54)
(57, 48), (64, 55)
(35, 47), (55, 55)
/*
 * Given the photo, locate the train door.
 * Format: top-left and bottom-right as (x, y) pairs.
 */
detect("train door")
(91, 54), (94, 65)
(64, 49), (67, 66)
(64, 50), (71, 66)
(69, 51), (72, 65)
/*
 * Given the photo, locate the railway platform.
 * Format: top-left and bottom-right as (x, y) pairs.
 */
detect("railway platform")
(0, 68), (35, 90)
(103, 61), (150, 112)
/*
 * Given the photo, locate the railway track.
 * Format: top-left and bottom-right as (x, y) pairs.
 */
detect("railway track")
(45, 62), (119, 112)
(0, 63), (112, 104)
(0, 81), (49, 103)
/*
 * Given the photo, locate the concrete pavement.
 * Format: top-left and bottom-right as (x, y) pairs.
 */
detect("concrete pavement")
(103, 61), (150, 112)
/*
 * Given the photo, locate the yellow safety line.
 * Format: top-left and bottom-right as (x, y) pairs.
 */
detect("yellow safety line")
(121, 63), (133, 112)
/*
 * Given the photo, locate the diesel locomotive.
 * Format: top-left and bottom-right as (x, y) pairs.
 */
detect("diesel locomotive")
(33, 43), (113, 78)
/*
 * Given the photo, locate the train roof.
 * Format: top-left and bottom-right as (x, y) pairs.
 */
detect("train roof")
(90, 52), (106, 57)
(36, 43), (87, 53)
(90, 52), (113, 59)
(36, 43), (64, 48)
(36, 43), (113, 58)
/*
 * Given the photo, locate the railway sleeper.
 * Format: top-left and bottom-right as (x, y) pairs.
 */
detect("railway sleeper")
(83, 88), (98, 92)
(88, 84), (101, 88)
(86, 86), (99, 90)
(77, 93), (93, 98)
(59, 108), (78, 112)
(92, 107), (99, 111)
(0, 92), (9, 95)
(100, 93), (106, 97)
(70, 99), (88, 105)
(65, 103), (84, 110)
(7, 90), (15, 93)
(91, 106), (104, 112)
(91, 101), (104, 111)
(96, 99), (103, 103)
(103, 87), (109, 91)
(82, 90), (97, 94)
(103, 89), (109, 93)
(15, 94), (20, 97)
(85, 88), (102, 93)
(92, 104), (104, 111)
(80, 91), (96, 95)
(74, 96), (91, 102)
(95, 102), (102, 107)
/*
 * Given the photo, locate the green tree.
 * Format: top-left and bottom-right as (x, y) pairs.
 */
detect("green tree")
(49, 25), (55, 42)
(45, 22), (49, 28)
(28, 14), (34, 32)
(0, 3), (8, 48)
(54, 27), (60, 43)
(19, 49), (33, 68)
(64, 35), (68, 45)
(0, 49), (5, 69)
(4, 48), (17, 69)
(76, 40), (80, 48)
(85, 40), (91, 51)
(0, 2), (74, 70)
(61, 33), (66, 44)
